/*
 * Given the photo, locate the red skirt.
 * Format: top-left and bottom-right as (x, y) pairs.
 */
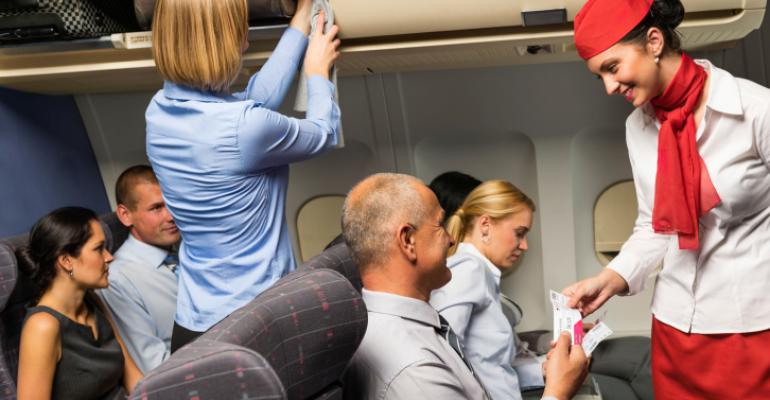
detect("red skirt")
(652, 317), (770, 400)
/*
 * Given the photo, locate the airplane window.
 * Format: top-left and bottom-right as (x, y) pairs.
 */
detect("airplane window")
(296, 195), (346, 262)
(594, 180), (637, 266)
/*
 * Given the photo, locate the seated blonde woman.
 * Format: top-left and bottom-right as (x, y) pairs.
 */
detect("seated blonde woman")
(430, 180), (535, 400)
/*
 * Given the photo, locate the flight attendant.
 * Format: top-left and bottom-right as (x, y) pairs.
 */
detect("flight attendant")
(146, 0), (341, 349)
(563, 0), (770, 398)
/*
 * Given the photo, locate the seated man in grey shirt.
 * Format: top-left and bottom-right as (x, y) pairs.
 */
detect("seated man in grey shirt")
(99, 165), (180, 373)
(340, 173), (587, 400)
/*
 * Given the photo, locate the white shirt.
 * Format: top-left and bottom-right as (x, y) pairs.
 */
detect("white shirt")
(343, 289), (487, 400)
(609, 59), (770, 334)
(98, 235), (178, 373)
(430, 243), (522, 400)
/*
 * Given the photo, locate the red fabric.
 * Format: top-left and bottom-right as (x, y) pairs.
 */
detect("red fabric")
(574, 0), (652, 60)
(651, 318), (770, 399)
(650, 54), (721, 250)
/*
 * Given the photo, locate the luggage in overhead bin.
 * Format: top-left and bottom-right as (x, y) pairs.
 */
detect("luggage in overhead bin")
(133, 0), (296, 31)
(0, 0), (139, 44)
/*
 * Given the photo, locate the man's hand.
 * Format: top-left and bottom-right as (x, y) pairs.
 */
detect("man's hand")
(542, 332), (589, 400)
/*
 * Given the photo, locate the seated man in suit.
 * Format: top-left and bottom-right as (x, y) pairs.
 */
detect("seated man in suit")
(341, 173), (586, 400)
(99, 165), (180, 373)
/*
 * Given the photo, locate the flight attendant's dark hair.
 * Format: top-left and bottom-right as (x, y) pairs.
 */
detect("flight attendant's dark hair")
(15, 207), (98, 302)
(621, 0), (685, 54)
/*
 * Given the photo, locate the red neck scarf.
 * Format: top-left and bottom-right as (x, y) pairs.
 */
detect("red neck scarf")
(650, 54), (720, 250)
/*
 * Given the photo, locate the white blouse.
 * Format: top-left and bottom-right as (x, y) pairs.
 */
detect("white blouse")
(430, 243), (522, 400)
(609, 59), (770, 334)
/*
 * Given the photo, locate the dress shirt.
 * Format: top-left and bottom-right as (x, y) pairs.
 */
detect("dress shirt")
(609, 59), (770, 334)
(344, 289), (487, 400)
(98, 235), (177, 373)
(146, 27), (340, 331)
(431, 242), (522, 400)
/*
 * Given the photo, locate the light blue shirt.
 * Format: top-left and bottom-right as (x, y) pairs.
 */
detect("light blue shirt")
(98, 235), (177, 374)
(145, 27), (340, 331)
(430, 243), (522, 400)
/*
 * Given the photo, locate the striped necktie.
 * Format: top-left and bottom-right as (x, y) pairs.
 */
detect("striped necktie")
(437, 314), (491, 399)
(162, 253), (178, 274)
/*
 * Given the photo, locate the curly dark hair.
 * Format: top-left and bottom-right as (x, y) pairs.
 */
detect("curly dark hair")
(15, 207), (98, 302)
(620, 0), (685, 54)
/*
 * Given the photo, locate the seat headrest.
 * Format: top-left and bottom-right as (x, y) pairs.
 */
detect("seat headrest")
(298, 242), (362, 292)
(0, 242), (19, 311)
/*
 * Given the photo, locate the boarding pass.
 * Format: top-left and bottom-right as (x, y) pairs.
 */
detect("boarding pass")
(550, 290), (613, 354)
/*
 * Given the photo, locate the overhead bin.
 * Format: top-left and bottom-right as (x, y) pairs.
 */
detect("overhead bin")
(0, 0), (766, 94)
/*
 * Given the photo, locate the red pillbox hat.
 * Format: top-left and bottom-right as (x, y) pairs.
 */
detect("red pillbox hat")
(574, 0), (653, 60)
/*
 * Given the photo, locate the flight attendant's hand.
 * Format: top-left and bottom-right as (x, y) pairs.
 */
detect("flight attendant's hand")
(304, 12), (340, 79)
(290, 0), (313, 36)
(562, 268), (628, 316)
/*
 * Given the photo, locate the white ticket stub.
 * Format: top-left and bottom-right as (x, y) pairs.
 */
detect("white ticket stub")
(581, 321), (613, 357)
(550, 290), (584, 345)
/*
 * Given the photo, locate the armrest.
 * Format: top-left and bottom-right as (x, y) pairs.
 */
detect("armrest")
(130, 339), (286, 400)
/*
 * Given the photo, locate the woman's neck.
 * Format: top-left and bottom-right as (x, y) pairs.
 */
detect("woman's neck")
(657, 52), (684, 97)
(37, 279), (89, 323)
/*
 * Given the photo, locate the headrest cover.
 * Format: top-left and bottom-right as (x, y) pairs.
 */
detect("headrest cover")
(574, 0), (653, 60)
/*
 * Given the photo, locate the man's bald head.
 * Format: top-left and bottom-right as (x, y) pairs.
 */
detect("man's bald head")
(342, 173), (430, 270)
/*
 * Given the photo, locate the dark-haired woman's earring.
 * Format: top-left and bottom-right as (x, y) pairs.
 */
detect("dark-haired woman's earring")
(69, 269), (74, 278)
(654, 56), (660, 64)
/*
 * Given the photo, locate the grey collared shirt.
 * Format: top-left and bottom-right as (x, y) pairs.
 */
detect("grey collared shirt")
(343, 289), (487, 400)
(97, 235), (178, 373)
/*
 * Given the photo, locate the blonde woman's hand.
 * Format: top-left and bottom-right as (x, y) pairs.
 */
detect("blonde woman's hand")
(562, 268), (628, 316)
(290, 0), (313, 36)
(303, 11), (340, 79)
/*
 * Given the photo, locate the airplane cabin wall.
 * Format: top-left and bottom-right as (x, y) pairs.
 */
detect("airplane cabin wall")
(76, 8), (770, 335)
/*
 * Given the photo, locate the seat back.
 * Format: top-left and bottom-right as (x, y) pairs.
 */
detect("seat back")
(0, 213), (128, 399)
(297, 242), (361, 293)
(133, 267), (367, 400)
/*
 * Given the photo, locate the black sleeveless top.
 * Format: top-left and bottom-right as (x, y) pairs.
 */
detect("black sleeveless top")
(24, 297), (126, 400)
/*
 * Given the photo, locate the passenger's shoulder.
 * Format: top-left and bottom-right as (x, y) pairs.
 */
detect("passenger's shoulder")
(447, 251), (486, 272)
(22, 311), (61, 340)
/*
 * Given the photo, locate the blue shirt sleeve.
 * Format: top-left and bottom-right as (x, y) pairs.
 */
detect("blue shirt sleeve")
(234, 28), (308, 110)
(237, 75), (340, 171)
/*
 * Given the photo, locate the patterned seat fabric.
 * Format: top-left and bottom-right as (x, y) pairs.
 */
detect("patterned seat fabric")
(297, 242), (361, 293)
(0, 213), (129, 400)
(132, 267), (367, 400)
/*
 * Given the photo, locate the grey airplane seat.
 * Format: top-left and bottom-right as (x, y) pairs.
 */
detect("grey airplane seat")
(130, 246), (367, 400)
(0, 212), (129, 398)
(589, 336), (654, 400)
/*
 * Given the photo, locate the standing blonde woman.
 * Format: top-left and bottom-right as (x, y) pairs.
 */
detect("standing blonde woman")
(430, 180), (539, 400)
(146, 0), (341, 349)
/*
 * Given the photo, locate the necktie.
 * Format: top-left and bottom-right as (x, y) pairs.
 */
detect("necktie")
(162, 253), (178, 274)
(436, 315), (490, 399)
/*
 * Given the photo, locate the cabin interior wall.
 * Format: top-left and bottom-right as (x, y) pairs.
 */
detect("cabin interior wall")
(75, 8), (770, 335)
(0, 87), (109, 238)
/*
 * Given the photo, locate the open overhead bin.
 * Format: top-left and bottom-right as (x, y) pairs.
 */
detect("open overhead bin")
(0, 0), (765, 94)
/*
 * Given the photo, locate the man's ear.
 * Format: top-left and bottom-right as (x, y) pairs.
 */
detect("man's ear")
(116, 204), (133, 228)
(396, 223), (418, 263)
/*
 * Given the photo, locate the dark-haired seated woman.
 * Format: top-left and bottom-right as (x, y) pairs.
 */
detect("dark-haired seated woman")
(16, 207), (143, 400)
